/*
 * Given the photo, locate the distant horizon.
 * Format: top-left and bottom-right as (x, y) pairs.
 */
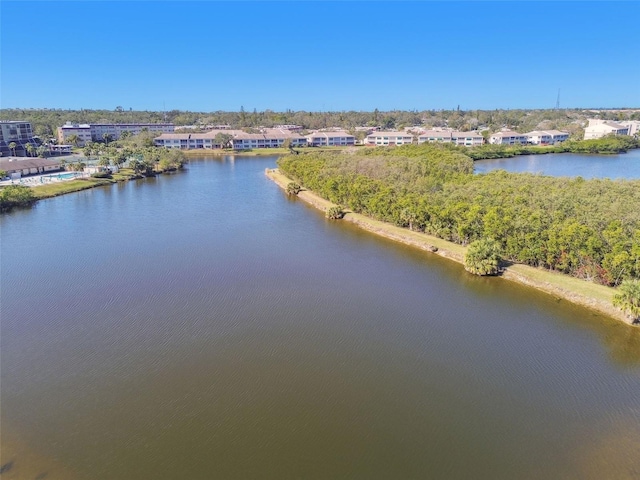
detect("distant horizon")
(3, 106), (640, 114)
(2, 1), (639, 111)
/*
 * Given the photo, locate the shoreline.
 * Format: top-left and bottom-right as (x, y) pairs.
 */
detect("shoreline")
(183, 146), (356, 157)
(266, 168), (635, 326)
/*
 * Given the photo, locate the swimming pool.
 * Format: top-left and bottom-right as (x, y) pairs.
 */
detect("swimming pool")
(43, 172), (81, 180)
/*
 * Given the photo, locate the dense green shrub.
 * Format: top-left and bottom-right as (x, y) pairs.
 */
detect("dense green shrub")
(613, 279), (640, 323)
(286, 182), (301, 195)
(464, 238), (502, 276)
(326, 206), (345, 219)
(0, 185), (36, 211)
(91, 172), (112, 179)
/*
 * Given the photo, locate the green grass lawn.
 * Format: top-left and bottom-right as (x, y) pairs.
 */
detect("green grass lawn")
(31, 178), (114, 199)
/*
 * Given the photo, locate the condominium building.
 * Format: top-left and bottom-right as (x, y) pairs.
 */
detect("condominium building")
(583, 119), (629, 140)
(417, 130), (484, 147)
(154, 132), (224, 150)
(306, 132), (355, 147)
(0, 121), (37, 156)
(524, 130), (570, 145)
(619, 120), (640, 137)
(154, 129), (308, 150)
(489, 129), (528, 145)
(58, 122), (175, 146)
(57, 124), (93, 146)
(366, 131), (414, 146)
(231, 130), (308, 150)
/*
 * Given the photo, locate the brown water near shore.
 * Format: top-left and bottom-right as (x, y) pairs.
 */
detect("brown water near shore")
(2, 156), (639, 479)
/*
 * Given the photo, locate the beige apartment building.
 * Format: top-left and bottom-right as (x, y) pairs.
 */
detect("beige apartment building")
(583, 119), (630, 140)
(418, 130), (484, 147)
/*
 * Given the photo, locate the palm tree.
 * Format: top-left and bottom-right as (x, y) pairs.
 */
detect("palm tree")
(326, 205), (345, 220)
(401, 208), (417, 231)
(8, 142), (17, 156)
(67, 134), (80, 147)
(286, 182), (301, 196)
(26, 143), (35, 157)
(464, 238), (502, 276)
(613, 279), (640, 324)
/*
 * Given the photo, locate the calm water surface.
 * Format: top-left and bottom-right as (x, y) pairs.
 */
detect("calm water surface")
(1, 156), (639, 479)
(474, 147), (640, 179)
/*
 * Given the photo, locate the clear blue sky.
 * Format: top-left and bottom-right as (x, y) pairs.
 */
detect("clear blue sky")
(2, 1), (639, 112)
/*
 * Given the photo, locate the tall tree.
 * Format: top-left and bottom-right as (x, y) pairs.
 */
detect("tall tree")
(8, 142), (17, 156)
(25, 143), (35, 157)
(214, 133), (233, 149)
(67, 134), (80, 147)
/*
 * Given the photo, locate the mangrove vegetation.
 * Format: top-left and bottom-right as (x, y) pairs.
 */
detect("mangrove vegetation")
(277, 143), (640, 287)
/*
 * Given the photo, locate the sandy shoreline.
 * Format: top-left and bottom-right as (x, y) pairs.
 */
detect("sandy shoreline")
(266, 168), (635, 326)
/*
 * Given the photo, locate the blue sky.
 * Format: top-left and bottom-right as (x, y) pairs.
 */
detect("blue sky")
(2, 1), (639, 112)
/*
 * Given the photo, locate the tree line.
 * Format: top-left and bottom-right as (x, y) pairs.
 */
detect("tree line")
(277, 143), (640, 287)
(3, 107), (639, 141)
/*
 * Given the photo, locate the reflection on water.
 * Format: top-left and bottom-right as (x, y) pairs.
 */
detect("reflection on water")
(1, 156), (639, 479)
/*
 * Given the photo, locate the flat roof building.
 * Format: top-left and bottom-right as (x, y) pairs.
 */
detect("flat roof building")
(366, 131), (414, 146)
(58, 122), (175, 146)
(584, 119), (629, 140)
(0, 121), (37, 156)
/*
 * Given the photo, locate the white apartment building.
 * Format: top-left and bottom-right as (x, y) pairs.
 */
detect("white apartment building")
(231, 131), (308, 150)
(58, 122), (175, 146)
(489, 129), (528, 145)
(450, 131), (484, 147)
(306, 132), (355, 147)
(417, 130), (484, 147)
(524, 130), (570, 145)
(0, 120), (37, 156)
(154, 129), (308, 150)
(583, 119), (629, 140)
(366, 131), (414, 146)
(620, 120), (640, 137)
(154, 132), (223, 150)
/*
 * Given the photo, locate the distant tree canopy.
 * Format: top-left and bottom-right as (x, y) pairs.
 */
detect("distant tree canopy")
(3, 107), (638, 137)
(277, 143), (640, 286)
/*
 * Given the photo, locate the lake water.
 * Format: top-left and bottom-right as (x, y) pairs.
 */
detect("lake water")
(474, 147), (640, 179)
(1, 156), (639, 479)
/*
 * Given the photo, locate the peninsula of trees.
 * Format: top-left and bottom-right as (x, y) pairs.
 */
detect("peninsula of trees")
(277, 143), (640, 289)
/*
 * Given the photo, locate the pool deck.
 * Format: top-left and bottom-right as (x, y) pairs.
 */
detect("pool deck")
(0, 171), (89, 187)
